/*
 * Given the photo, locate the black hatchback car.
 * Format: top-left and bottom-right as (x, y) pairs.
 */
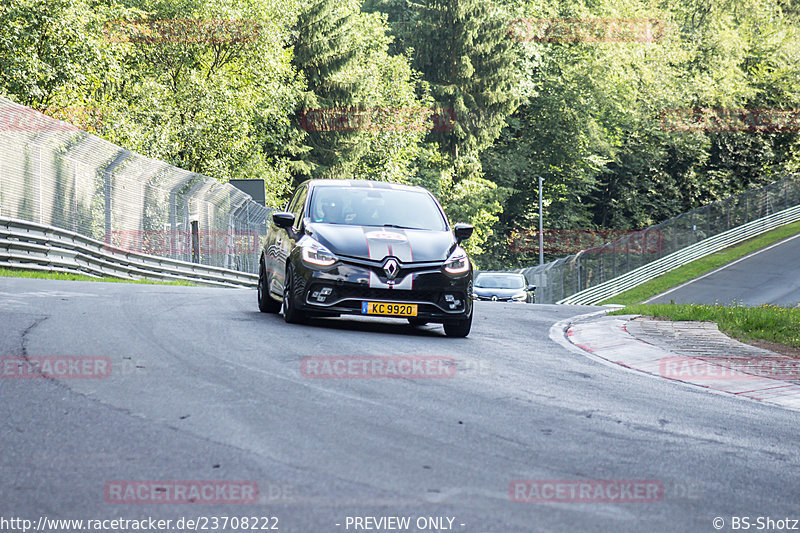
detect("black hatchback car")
(258, 179), (475, 337)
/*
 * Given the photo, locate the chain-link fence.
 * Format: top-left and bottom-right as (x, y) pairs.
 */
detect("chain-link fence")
(0, 97), (270, 274)
(521, 174), (800, 304)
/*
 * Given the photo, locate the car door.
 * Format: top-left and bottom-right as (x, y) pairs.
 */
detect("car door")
(267, 184), (308, 297)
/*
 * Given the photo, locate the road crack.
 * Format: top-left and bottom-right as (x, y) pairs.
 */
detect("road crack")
(20, 315), (48, 357)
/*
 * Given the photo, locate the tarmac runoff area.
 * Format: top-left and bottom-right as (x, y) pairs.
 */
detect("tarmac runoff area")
(553, 312), (800, 412)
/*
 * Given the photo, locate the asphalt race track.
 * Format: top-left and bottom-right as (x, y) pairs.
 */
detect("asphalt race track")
(648, 233), (800, 306)
(2, 276), (800, 533)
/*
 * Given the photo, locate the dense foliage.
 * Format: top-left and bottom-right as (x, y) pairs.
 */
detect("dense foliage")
(2, 0), (799, 267)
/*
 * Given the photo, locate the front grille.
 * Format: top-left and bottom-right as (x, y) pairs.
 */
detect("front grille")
(306, 283), (466, 312)
(343, 286), (440, 302)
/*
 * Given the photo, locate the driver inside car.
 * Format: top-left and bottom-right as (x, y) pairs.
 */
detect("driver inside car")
(317, 196), (345, 224)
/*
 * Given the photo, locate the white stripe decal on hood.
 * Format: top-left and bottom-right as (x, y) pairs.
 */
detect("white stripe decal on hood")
(364, 228), (414, 290)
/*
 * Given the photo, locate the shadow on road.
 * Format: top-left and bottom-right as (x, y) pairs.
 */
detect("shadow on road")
(245, 311), (457, 338)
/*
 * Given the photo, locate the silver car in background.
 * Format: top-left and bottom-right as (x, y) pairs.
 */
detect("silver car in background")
(472, 272), (535, 303)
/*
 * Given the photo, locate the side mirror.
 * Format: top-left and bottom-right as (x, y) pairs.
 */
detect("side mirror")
(527, 284), (536, 292)
(453, 223), (474, 243)
(272, 211), (295, 229)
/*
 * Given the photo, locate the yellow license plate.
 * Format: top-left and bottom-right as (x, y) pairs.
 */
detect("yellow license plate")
(361, 302), (418, 317)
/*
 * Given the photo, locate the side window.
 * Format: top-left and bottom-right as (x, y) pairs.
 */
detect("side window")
(290, 187), (308, 231)
(285, 187), (304, 215)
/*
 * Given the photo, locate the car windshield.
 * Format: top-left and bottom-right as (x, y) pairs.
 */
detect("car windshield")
(475, 273), (526, 289)
(308, 186), (448, 231)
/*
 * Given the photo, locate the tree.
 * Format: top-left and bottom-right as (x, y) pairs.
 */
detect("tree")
(290, 0), (368, 181)
(0, 0), (125, 110)
(93, 0), (304, 205)
(409, 0), (520, 176)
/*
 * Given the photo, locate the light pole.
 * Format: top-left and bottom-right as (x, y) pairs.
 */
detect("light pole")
(538, 177), (544, 266)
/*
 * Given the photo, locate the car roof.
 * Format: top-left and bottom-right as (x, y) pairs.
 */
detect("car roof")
(303, 179), (429, 194)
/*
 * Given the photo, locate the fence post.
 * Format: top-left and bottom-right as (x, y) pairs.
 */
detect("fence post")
(191, 220), (200, 263)
(745, 191), (749, 221)
(612, 243), (617, 279)
(673, 217), (678, 252)
(784, 179), (788, 209)
(602, 251), (606, 284)
(785, 178), (788, 209)
(104, 170), (112, 243)
(626, 234), (630, 272)
(37, 146), (43, 224)
(727, 198), (730, 230)
(73, 159), (78, 232)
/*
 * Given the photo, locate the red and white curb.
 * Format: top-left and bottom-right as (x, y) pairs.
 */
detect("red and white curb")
(550, 312), (800, 412)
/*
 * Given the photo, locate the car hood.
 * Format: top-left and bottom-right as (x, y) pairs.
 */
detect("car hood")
(306, 223), (456, 263)
(473, 287), (526, 297)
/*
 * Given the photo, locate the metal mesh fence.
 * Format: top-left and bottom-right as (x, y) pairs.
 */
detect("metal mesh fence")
(0, 97), (270, 274)
(521, 174), (800, 304)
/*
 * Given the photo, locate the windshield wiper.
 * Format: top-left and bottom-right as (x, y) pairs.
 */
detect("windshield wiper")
(382, 224), (418, 230)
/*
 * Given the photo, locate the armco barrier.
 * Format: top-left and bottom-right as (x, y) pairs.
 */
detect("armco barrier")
(0, 96), (270, 275)
(557, 204), (800, 305)
(521, 174), (800, 303)
(0, 216), (257, 287)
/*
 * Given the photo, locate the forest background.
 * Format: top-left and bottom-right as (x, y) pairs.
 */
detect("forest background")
(2, 0), (799, 268)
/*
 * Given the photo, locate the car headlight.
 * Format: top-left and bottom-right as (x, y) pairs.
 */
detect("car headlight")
(300, 237), (337, 267)
(444, 246), (470, 275)
(512, 292), (527, 301)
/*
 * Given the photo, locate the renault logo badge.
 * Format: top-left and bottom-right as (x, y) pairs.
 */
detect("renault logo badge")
(383, 258), (400, 280)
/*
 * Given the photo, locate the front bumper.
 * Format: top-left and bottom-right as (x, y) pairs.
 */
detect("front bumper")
(474, 295), (527, 302)
(294, 257), (472, 322)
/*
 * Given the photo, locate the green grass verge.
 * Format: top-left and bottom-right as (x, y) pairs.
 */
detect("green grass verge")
(599, 219), (800, 305)
(609, 303), (800, 348)
(0, 268), (196, 286)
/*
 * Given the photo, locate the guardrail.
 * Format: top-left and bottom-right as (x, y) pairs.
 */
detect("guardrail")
(557, 204), (800, 305)
(0, 216), (258, 288)
(0, 96), (270, 275)
(520, 174), (800, 303)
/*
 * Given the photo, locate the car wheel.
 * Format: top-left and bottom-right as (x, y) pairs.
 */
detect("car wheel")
(283, 264), (307, 324)
(407, 318), (429, 327)
(443, 310), (472, 338)
(258, 260), (281, 313)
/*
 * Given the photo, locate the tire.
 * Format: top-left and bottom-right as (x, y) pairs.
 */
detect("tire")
(283, 264), (307, 324)
(407, 318), (429, 327)
(258, 260), (281, 313)
(443, 311), (472, 338)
